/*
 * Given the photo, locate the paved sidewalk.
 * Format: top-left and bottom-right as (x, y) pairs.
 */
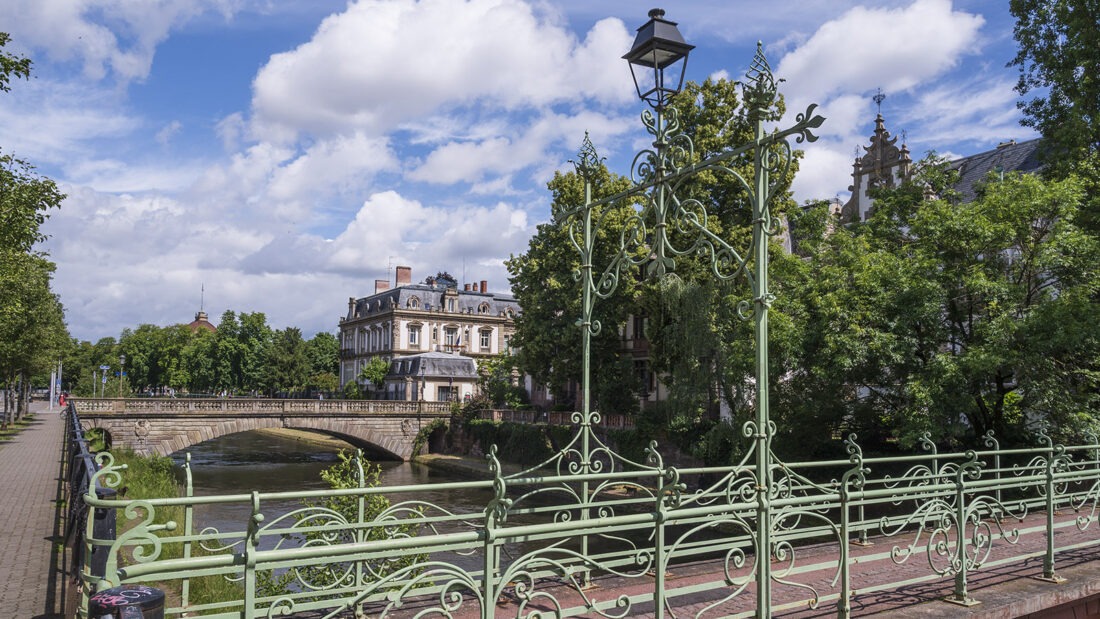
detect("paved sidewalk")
(0, 402), (67, 618)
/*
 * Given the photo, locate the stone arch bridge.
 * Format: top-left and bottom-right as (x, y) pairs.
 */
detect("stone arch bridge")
(74, 398), (451, 460)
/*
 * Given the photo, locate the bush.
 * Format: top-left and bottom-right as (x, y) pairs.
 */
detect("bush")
(464, 420), (557, 466)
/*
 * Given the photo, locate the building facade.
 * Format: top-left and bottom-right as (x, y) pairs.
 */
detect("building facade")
(840, 113), (913, 223)
(384, 352), (480, 402)
(338, 266), (520, 399)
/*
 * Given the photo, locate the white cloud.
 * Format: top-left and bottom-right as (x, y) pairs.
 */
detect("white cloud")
(155, 120), (183, 146)
(250, 0), (634, 139)
(906, 77), (1033, 147)
(408, 110), (634, 185)
(0, 78), (137, 165)
(0, 0), (237, 82)
(268, 132), (398, 201)
(777, 0), (984, 102)
(773, 0), (992, 202)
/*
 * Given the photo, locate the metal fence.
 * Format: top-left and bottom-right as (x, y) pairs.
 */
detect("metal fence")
(76, 417), (1100, 618)
(63, 403), (117, 610)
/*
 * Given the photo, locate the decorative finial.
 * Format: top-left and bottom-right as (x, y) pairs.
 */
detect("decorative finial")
(872, 88), (885, 115)
(901, 129), (908, 144)
(570, 132), (603, 180)
(648, 8), (665, 19)
(744, 42), (779, 113)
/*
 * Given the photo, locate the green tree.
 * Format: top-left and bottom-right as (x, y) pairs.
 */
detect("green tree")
(357, 357), (390, 398)
(306, 331), (340, 393)
(0, 33), (30, 93)
(262, 327), (310, 396)
(181, 329), (217, 393)
(213, 310), (272, 393)
(0, 34), (68, 424)
(782, 159), (1100, 451)
(1009, 0), (1100, 172)
(0, 253), (66, 424)
(505, 164), (639, 413)
(477, 355), (526, 408)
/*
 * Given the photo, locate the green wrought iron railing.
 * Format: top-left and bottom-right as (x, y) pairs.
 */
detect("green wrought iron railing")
(78, 424), (1100, 618)
(76, 42), (1100, 618)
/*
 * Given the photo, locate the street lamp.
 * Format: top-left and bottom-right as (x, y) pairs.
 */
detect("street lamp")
(119, 354), (126, 398)
(622, 8), (694, 110)
(556, 8), (824, 614)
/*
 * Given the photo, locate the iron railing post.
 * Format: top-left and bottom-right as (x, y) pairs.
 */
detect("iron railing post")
(838, 434), (866, 619)
(1038, 431), (1066, 583)
(750, 78), (773, 619)
(181, 453), (193, 610)
(244, 492), (262, 618)
(949, 460), (972, 605)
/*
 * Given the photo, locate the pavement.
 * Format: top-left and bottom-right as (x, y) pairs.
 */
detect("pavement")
(0, 401), (69, 618)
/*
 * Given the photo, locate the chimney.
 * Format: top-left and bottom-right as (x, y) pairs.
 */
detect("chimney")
(396, 266), (412, 286)
(374, 279), (390, 294)
(464, 283), (471, 291)
(480, 280), (487, 293)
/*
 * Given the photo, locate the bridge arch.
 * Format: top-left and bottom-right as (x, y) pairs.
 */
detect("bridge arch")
(77, 405), (446, 461)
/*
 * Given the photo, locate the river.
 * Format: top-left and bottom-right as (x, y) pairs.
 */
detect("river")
(169, 429), (492, 539)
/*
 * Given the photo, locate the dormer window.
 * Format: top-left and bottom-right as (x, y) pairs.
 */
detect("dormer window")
(447, 298), (456, 312)
(408, 296), (420, 309)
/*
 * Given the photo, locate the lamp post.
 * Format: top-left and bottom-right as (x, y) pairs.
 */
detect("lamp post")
(559, 9), (824, 617)
(119, 354), (126, 398)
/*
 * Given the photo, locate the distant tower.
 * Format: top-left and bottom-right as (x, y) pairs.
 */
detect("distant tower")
(841, 90), (912, 223)
(188, 284), (216, 332)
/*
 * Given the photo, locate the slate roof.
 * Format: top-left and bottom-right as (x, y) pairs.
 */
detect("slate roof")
(348, 281), (519, 320)
(949, 138), (1045, 202)
(389, 352), (478, 378)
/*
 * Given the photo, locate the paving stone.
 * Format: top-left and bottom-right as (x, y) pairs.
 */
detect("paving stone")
(0, 402), (66, 618)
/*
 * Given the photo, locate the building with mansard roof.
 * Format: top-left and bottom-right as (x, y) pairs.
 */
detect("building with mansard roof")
(338, 265), (520, 400)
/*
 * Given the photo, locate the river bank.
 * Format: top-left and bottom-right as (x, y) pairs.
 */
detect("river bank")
(250, 428), (504, 478)
(249, 426), (353, 450)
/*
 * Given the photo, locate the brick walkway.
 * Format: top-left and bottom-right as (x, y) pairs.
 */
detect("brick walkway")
(0, 402), (67, 618)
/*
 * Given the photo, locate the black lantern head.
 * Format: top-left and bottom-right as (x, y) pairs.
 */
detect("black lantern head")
(623, 8), (694, 109)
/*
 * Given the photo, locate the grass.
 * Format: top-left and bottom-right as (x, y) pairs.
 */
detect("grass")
(108, 450), (243, 610)
(0, 413), (36, 442)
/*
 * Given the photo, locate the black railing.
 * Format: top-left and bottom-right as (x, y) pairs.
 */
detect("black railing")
(63, 402), (116, 583)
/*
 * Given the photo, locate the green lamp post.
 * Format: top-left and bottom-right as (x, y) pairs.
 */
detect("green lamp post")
(562, 8), (824, 616)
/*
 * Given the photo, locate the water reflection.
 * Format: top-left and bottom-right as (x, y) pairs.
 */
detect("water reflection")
(169, 430), (493, 538)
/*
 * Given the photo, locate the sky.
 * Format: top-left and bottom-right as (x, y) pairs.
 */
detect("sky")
(0, 0), (1035, 342)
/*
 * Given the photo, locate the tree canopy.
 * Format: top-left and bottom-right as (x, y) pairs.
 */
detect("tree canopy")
(0, 33), (67, 425)
(774, 158), (1100, 454)
(1009, 0), (1100, 171)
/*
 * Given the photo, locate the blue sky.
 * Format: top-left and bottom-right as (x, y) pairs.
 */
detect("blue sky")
(0, 0), (1035, 341)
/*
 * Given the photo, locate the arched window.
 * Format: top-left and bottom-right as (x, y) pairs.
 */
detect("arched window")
(408, 296), (420, 309)
(478, 302), (490, 314)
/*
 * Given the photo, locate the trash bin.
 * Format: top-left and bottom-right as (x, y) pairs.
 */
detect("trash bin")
(88, 584), (165, 619)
